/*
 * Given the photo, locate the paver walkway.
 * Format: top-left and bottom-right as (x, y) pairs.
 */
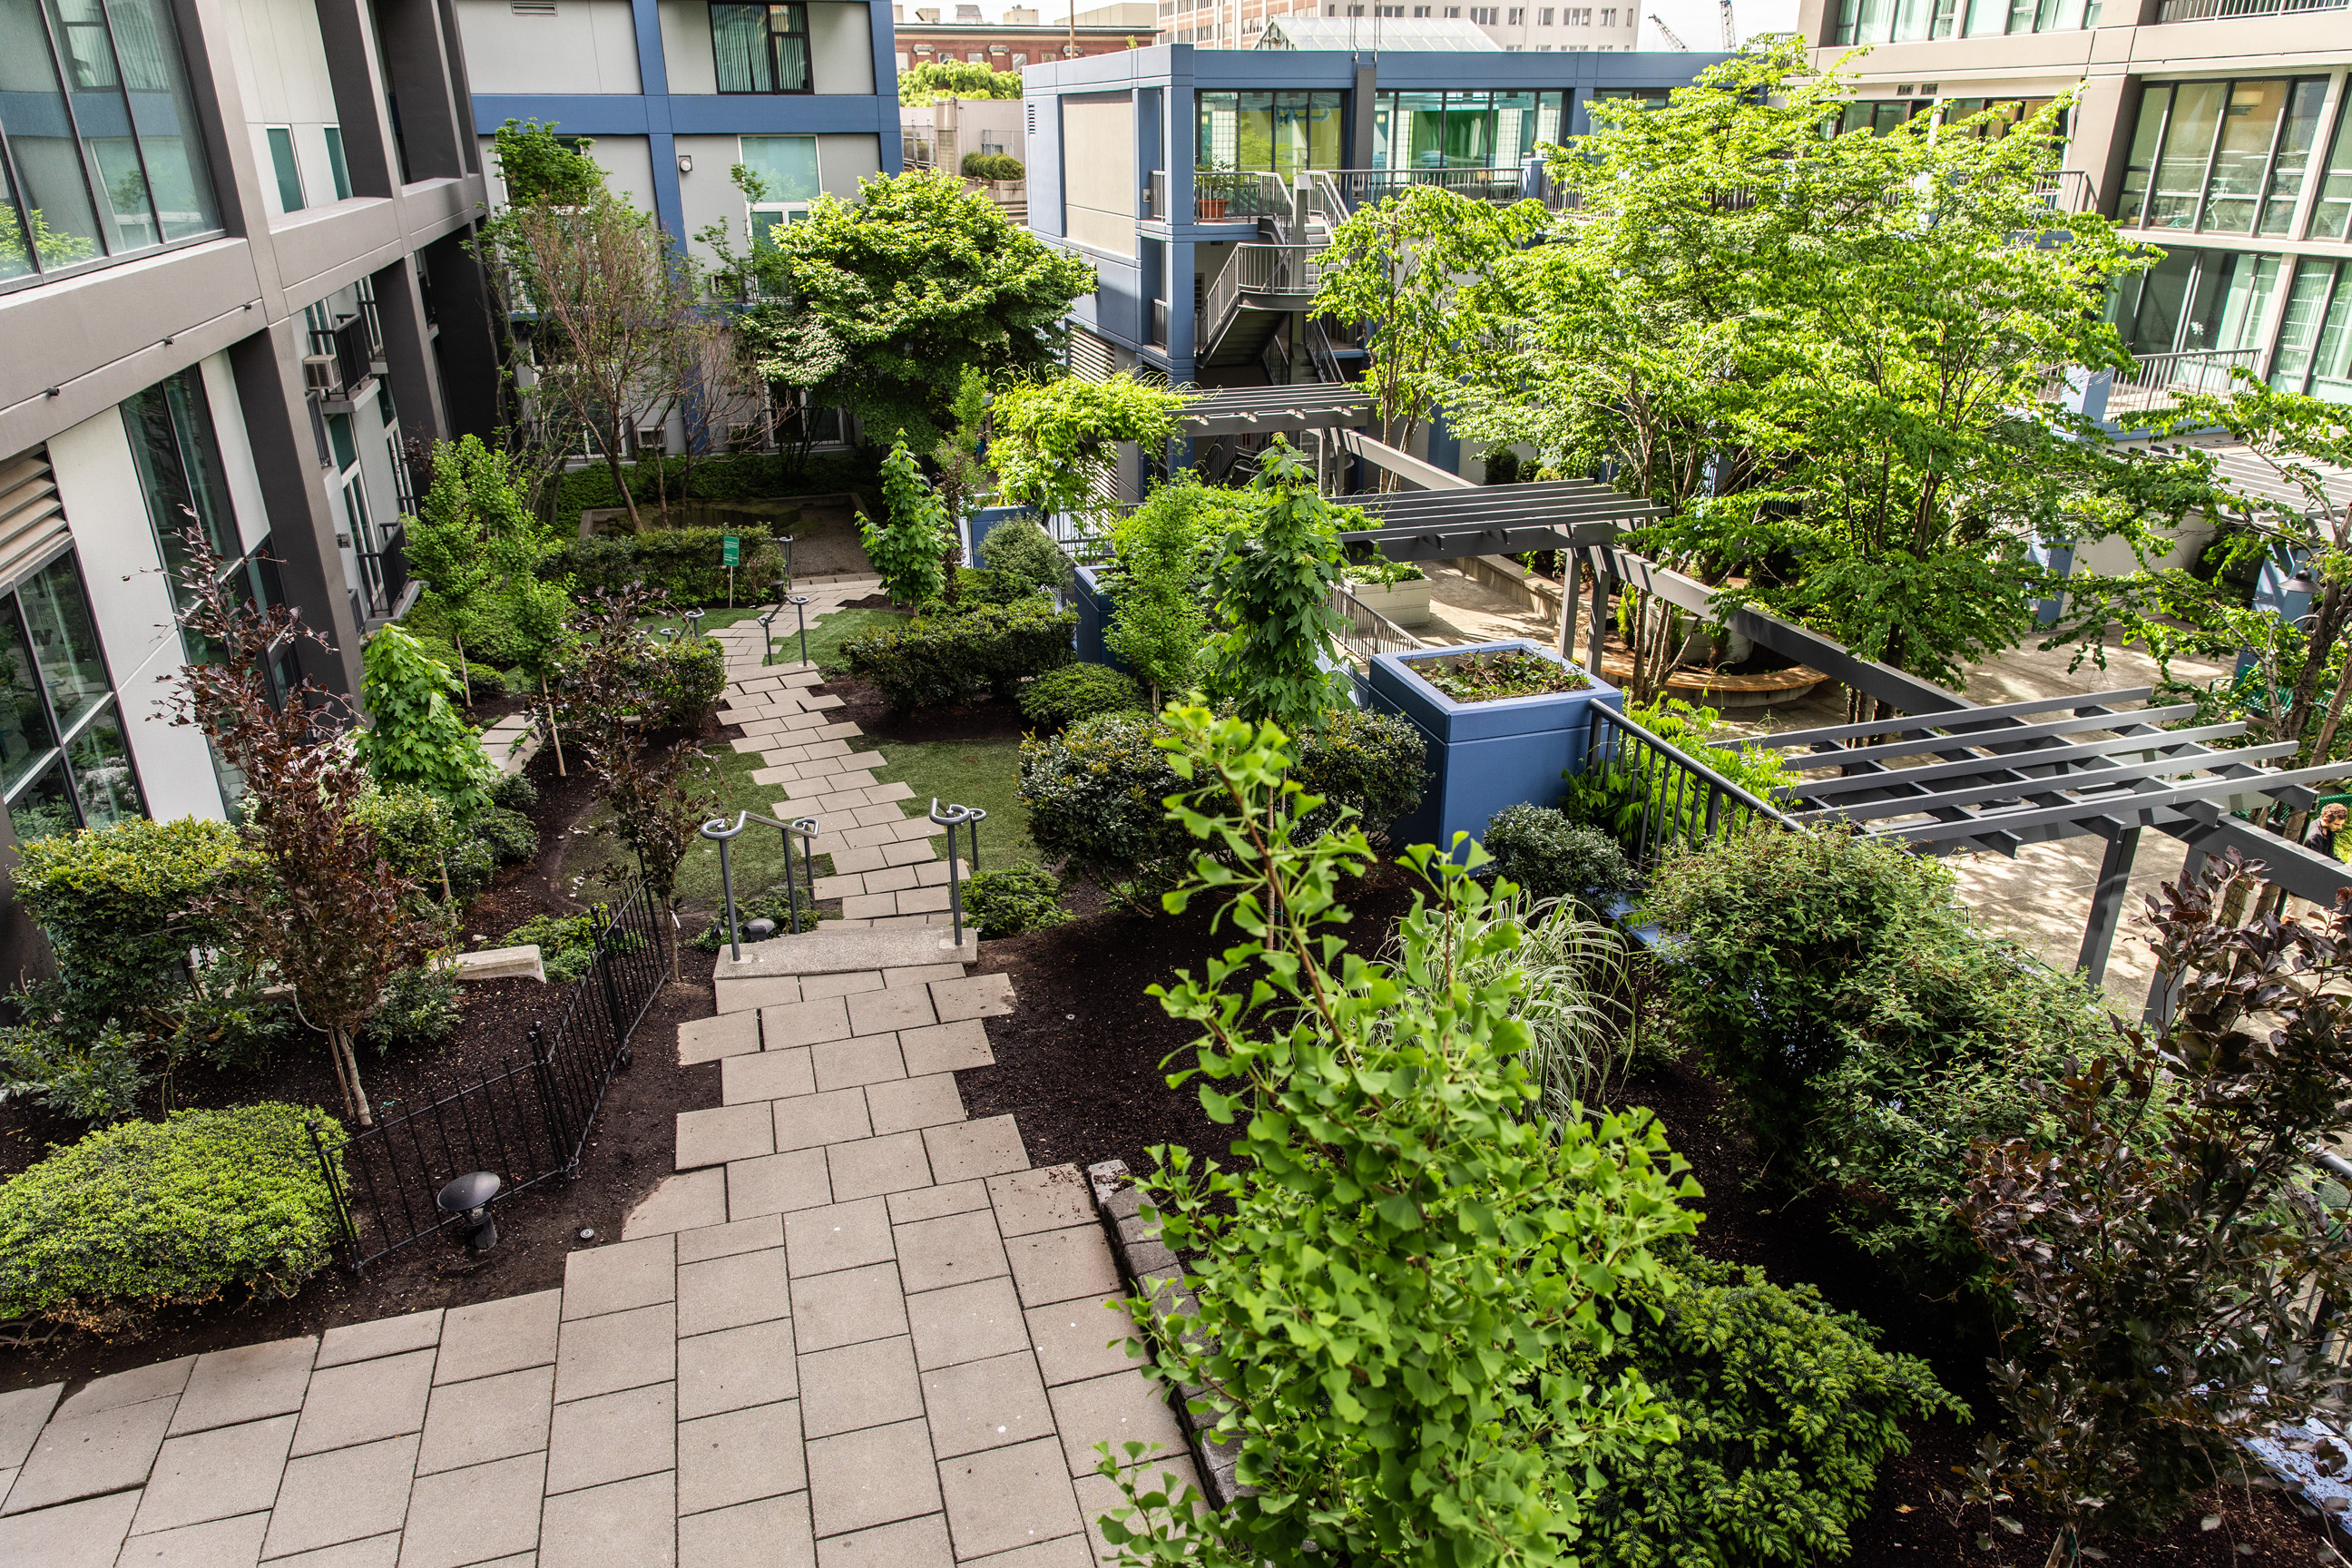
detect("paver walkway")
(0, 589), (1199, 1568)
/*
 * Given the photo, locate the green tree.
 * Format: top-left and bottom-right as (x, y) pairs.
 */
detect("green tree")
(355, 625), (496, 820)
(1104, 475), (1230, 705)
(991, 372), (1191, 524)
(1310, 184), (1544, 485)
(1443, 42), (2175, 715)
(1204, 444), (1347, 731)
(861, 437), (951, 607)
(1096, 708), (1699, 1566)
(730, 171), (1098, 452)
(489, 118), (605, 205)
(931, 367), (995, 603)
(897, 60), (1023, 104)
(405, 436), (573, 681)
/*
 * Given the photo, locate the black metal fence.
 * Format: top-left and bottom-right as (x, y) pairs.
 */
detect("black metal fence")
(1576, 703), (1798, 871)
(308, 880), (669, 1270)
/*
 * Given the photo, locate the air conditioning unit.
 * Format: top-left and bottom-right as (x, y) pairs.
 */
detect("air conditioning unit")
(302, 354), (342, 398)
(634, 426), (667, 457)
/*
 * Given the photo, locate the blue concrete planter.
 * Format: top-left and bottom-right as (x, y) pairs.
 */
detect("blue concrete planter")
(1366, 640), (1622, 853)
(1070, 565), (1134, 674)
(969, 505), (1034, 569)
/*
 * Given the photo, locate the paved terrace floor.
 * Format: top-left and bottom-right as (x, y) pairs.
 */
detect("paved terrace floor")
(0, 589), (1197, 1568)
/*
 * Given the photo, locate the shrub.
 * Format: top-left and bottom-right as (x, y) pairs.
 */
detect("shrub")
(844, 598), (1076, 710)
(501, 913), (600, 984)
(0, 1014), (146, 1122)
(490, 770), (539, 811)
(1018, 664), (1142, 730)
(1481, 803), (1632, 912)
(352, 785), (457, 887)
(961, 151), (1024, 181)
(11, 818), (251, 1021)
(1643, 826), (2106, 1289)
(1587, 1251), (1965, 1567)
(364, 961), (462, 1054)
(1564, 699), (1791, 856)
(961, 866), (1071, 936)
(0, 1103), (346, 1331)
(860, 437), (950, 608)
(975, 514), (1063, 600)
(1021, 707), (1425, 890)
(446, 838), (495, 904)
(170, 958), (295, 1076)
(646, 635), (727, 728)
(541, 528), (785, 606)
(355, 624), (495, 819)
(478, 806), (539, 866)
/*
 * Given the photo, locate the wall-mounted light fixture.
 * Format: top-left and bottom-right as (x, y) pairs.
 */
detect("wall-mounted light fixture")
(677, 153), (694, 174)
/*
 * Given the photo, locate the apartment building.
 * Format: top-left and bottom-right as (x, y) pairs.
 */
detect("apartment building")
(453, 0), (902, 283)
(892, 2), (1147, 68)
(0, 0), (500, 956)
(1798, 0), (2352, 407)
(1163, 0), (1641, 52)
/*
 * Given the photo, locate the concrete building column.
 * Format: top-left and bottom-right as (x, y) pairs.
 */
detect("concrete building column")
(2073, 74), (2140, 220)
(230, 326), (368, 695)
(315, 0), (400, 199)
(378, 0), (469, 182)
(423, 229), (505, 440)
(373, 257), (448, 445)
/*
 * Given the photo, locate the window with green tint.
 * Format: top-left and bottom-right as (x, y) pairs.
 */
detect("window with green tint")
(2121, 78), (2330, 236)
(8, 758), (77, 846)
(711, 3), (809, 93)
(18, 553), (109, 733)
(325, 126), (351, 200)
(0, 600), (57, 794)
(740, 134), (820, 202)
(65, 705), (142, 829)
(328, 411), (357, 471)
(123, 366), (239, 609)
(268, 126), (305, 212)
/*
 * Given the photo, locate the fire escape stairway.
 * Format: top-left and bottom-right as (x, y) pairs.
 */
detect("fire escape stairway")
(1194, 194), (1336, 374)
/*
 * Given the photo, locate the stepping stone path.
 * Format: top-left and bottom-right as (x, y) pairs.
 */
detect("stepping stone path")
(0, 585), (1202, 1566)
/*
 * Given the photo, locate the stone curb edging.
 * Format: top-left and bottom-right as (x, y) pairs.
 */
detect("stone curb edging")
(1086, 1158), (1245, 1509)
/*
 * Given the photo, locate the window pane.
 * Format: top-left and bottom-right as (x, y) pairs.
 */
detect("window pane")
(769, 4), (808, 90)
(1534, 91), (1563, 147)
(0, 600), (56, 794)
(102, 0), (213, 238)
(2271, 258), (2334, 392)
(18, 553), (107, 733)
(2261, 79), (2329, 238)
(711, 4), (769, 92)
(0, 0), (106, 267)
(325, 125), (349, 199)
(741, 134), (818, 201)
(2309, 101), (2352, 241)
(64, 701), (139, 828)
(2116, 83), (2168, 226)
(1445, 92), (1494, 167)
(2310, 279), (2352, 404)
(2147, 81), (2224, 230)
(0, 156), (34, 281)
(1397, 90), (1444, 168)
(123, 366), (236, 604)
(328, 409), (356, 470)
(1962, 0), (2005, 30)
(44, 0), (158, 251)
(2200, 79), (2288, 234)
(8, 756), (78, 844)
(2125, 245), (2197, 354)
(268, 126), (303, 211)
(2180, 250), (2277, 351)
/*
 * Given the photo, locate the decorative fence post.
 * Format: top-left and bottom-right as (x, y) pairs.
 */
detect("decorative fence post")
(928, 800), (987, 945)
(307, 1117), (360, 1270)
(593, 903), (631, 1054)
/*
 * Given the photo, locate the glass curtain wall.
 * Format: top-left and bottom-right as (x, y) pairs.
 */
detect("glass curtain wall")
(710, 3), (811, 93)
(0, 0), (220, 286)
(1836, 0), (2097, 43)
(0, 548), (144, 844)
(2269, 258), (2352, 401)
(2108, 246), (2281, 362)
(1368, 90), (1567, 170)
(2116, 78), (2329, 236)
(1196, 91), (1345, 178)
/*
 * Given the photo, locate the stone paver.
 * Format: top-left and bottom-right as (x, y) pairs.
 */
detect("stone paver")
(0, 588), (1196, 1568)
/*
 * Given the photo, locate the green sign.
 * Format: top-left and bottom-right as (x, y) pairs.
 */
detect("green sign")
(721, 534), (740, 568)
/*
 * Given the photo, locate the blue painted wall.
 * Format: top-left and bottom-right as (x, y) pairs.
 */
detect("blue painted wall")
(472, 0), (903, 251)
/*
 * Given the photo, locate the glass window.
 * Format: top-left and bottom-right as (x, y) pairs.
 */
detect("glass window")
(9, 756), (77, 845)
(327, 409), (356, 471)
(1196, 91), (1345, 177)
(0, 0), (109, 270)
(122, 365), (238, 608)
(0, 600), (57, 793)
(1847, 0), (2092, 36)
(2148, 83), (2225, 230)
(711, 3), (810, 93)
(740, 133), (820, 203)
(2308, 96), (2352, 241)
(18, 553), (108, 733)
(267, 126), (304, 212)
(2122, 77), (2328, 236)
(103, 0), (217, 241)
(325, 125), (350, 200)
(64, 702), (139, 829)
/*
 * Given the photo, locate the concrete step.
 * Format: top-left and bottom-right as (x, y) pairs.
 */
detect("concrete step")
(712, 923), (976, 982)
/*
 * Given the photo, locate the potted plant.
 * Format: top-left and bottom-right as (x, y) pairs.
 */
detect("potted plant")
(1341, 556), (1434, 628)
(1196, 161), (1232, 221)
(1366, 639), (1622, 852)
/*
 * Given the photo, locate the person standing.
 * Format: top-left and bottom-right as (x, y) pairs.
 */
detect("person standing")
(2305, 802), (2348, 861)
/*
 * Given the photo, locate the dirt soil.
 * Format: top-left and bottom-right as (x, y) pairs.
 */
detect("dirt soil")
(957, 871), (2345, 1568)
(823, 677), (1028, 748)
(0, 741), (720, 1395)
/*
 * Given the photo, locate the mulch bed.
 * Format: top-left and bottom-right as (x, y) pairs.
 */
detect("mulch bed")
(0, 740), (719, 1395)
(957, 864), (2344, 1567)
(823, 676), (1028, 747)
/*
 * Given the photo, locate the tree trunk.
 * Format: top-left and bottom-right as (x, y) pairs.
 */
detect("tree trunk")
(543, 673), (568, 777)
(328, 1024), (373, 1128)
(604, 426), (644, 532)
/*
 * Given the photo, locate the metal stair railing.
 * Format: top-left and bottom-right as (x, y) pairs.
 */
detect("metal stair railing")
(1195, 244), (1333, 363)
(700, 809), (822, 960)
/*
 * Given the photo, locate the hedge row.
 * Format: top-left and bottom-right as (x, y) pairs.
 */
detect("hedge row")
(550, 450), (877, 534)
(543, 529), (787, 606)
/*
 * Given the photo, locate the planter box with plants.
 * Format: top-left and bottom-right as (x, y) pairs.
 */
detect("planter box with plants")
(1341, 558), (1434, 628)
(1367, 639), (1622, 852)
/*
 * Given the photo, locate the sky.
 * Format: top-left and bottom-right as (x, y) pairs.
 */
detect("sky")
(965, 0), (1801, 47)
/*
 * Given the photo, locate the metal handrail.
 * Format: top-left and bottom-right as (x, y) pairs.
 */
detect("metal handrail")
(1328, 583), (1417, 668)
(1192, 168), (1289, 221)
(929, 801), (985, 945)
(1198, 243), (1333, 360)
(700, 809), (820, 960)
(1328, 166), (1528, 211)
(1580, 703), (1800, 870)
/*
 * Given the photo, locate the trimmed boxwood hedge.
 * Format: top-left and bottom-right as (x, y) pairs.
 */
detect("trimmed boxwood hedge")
(0, 1102), (346, 1330)
(842, 600), (1077, 710)
(10, 818), (254, 1017)
(544, 529), (785, 606)
(1017, 663), (1142, 731)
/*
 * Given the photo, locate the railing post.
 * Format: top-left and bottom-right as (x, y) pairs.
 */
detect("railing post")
(524, 1020), (573, 1173)
(307, 1118), (362, 1271)
(783, 823), (802, 932)
(593, 902), (632, 1063)
(716, 828), (740, 961)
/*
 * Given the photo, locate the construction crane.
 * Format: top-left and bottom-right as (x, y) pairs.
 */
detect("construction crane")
(1648, 10), (1690, 47)
(1720, 0), (1737, 46)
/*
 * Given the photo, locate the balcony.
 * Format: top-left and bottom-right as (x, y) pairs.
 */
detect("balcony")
(305, 315), (378, 412)
(2045, 347), (2260, 426)
(2157, 0), (2345, 19)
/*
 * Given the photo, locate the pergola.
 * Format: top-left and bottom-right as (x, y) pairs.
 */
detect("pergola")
(1177, 385), (1371, 437)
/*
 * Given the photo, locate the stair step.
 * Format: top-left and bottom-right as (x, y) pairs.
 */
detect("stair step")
(713, 924), (977, 980)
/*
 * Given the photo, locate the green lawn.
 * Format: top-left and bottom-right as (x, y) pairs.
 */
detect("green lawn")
(854, 733), (1039, 870)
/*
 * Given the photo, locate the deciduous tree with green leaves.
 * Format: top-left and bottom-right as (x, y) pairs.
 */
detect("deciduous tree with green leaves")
(859, 436), (952, 608)
(1094, 708), (1700, 1567)
(1204, 444), (1347, 731)
(989, 372), (1190, 524)
(730, 172), (1098, 452)
(355, 625), (497, 821)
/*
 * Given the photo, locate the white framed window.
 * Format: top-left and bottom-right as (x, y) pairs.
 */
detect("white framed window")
(740, 134), (821, 246)
(266, 127), (305, 213)
(1567, 5), (1590, 20)
(1600, 5), (1615, 21)
(1507, 6), (1524, 21)
(1539, 5), (1552, 20)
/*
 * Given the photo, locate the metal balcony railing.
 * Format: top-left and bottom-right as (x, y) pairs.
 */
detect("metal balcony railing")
(357, 520), (409, 619)
(2158, 0), (2344, 18)
(1192, 169), (1289, 221)
(2108, 348), (2261, 418)
(1330, 166), (1530, 210)
(2034, 170), (2097, 214)
(1580, 703), (1800, 872)
(308, 315), (376, 400)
